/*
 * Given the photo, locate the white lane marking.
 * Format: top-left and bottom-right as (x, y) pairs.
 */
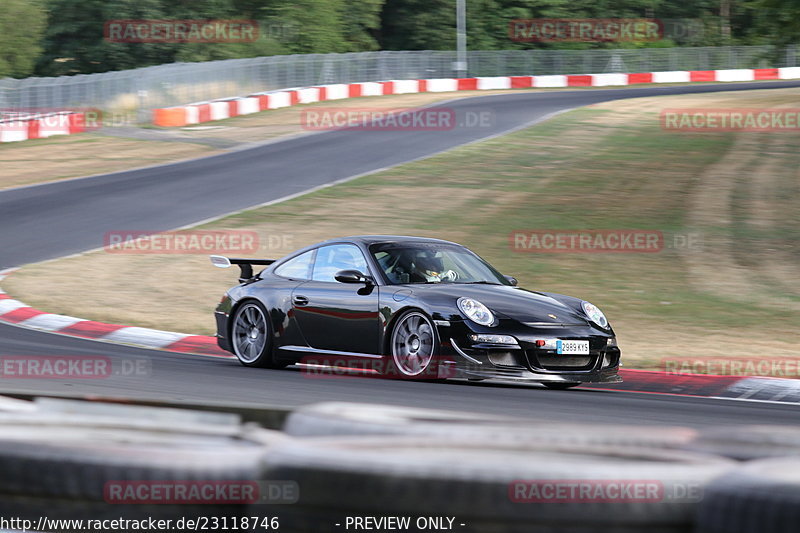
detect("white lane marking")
(19, 313), (85, 331)
(710, 395), (800, 406)
(103, 327), (189, 348)
(583, 386), (800, 405)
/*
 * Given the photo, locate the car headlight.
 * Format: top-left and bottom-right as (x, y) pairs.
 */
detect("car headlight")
(457, 297), (495, 327)
(470, 334), (517, 345)
(582, 301), (609, 329)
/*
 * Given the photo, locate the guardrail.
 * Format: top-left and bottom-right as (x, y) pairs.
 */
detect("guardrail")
(0, 46), (797, 121)
(151, 67), (800, 128)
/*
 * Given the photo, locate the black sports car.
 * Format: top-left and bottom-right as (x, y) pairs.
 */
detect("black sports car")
(211, 236), (621, 388)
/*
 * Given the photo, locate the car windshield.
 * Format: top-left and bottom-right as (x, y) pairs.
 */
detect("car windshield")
(370, 242), (510, 285)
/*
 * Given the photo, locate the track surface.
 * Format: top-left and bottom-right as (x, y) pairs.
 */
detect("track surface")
(2, 81), (800, 425)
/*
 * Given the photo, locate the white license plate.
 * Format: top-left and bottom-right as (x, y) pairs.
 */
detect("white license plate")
(557, 340), (590, 355)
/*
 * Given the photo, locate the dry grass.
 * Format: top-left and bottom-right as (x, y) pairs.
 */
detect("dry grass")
(5, 87), (800, 371)
(0, 136), (217, 190)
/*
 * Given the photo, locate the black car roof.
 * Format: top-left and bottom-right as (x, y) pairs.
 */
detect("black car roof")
(320, 235), (461, 247)
(274, 235), (466, 264)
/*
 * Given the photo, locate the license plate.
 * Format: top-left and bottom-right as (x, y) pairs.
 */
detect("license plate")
(557, 340), (590, 355)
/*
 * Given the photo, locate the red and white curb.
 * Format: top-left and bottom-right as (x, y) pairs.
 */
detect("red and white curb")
(590, 370), (800, 404)
(153, 67), (800, 127)
(0, 269), (231, 359)
(0, 111), (89, 144)
(2, 269), (798, 402)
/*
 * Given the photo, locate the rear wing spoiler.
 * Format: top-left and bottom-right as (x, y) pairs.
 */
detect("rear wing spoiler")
(210, 255), (276, 283)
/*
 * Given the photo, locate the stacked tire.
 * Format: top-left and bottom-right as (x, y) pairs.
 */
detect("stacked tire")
(4, 396), (799, 533)
(0, 397), (286, 529)
(686, 425), (800, 533)
(268, 402), (736, 532)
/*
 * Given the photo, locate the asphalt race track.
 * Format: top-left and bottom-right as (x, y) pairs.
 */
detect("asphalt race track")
(2, 81), (800, 425)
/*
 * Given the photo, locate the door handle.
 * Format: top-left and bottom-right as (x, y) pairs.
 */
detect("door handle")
(293, 295), (309, 306)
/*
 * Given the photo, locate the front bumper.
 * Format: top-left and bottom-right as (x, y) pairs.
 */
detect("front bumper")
(214, 297), (233, 353)
(438, 319), (622, 384)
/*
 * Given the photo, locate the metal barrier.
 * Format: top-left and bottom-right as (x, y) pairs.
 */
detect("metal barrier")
(0, 46), (795, 122)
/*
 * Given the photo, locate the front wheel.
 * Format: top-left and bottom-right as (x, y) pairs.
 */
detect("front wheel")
(230, 301), (285, 368)
(387, 311), (439, 379)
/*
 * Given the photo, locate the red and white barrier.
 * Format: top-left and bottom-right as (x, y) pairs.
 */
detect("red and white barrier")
(297, 87), (321, 104)
(533, 75), (567, 88)
(653, 71), (690, 83)
(267, 91), (292, 109)
(478, 77), (512, 90)
(322, 84), (349, 100)
(0, 112), (86, 144)
(3, 67), (798, 139)
(142, 66), (800, 127)
(426, 79), (459, 92)
(209, 101), (229, 121)
(392, 80), (420, 94)
(353, 82), (383, 97)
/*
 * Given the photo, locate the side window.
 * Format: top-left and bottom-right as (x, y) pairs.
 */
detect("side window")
(312, 244), (369, 283)
(274, 250), (314, 280)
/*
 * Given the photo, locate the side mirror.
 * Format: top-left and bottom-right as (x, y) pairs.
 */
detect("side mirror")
(504, 275), (519, 286)
(335, 270), (372, 285)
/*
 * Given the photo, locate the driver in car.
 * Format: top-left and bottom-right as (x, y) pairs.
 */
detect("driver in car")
(410, 252), (458, 283)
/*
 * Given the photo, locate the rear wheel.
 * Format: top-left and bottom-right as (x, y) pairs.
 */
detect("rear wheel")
(231, 301), (285, 368)
(387, 311), (438, 379)
(543, 382), (580, 390)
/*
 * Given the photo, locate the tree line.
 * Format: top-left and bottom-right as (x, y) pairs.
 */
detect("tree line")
(1, 0), (799, 79)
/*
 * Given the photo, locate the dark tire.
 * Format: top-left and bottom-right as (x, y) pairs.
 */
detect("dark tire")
(544, 382), (581, 390)
(684, 425), (800, 460)
(696, 457), (800, 533)
(230, 300), (285, 368)
(0, 398), (286, 524)
(385, 310), (439, 380)
(262, 434), (735, 533)
(283, 402), (699, 449)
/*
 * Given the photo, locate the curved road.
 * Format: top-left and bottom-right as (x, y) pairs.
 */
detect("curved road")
(2, 81), (799, 427)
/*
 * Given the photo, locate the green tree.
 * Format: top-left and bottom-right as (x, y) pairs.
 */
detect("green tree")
(258, 0), (349, 54)
(747, 0), (800, 46)
(341, 0), (384, 51)
(377, 0), (757, 50)
(0, 0), (47, 78)
(36, 0), (177, 75)
(380, 0), (455, 50)
(36, 0), (290, 75)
